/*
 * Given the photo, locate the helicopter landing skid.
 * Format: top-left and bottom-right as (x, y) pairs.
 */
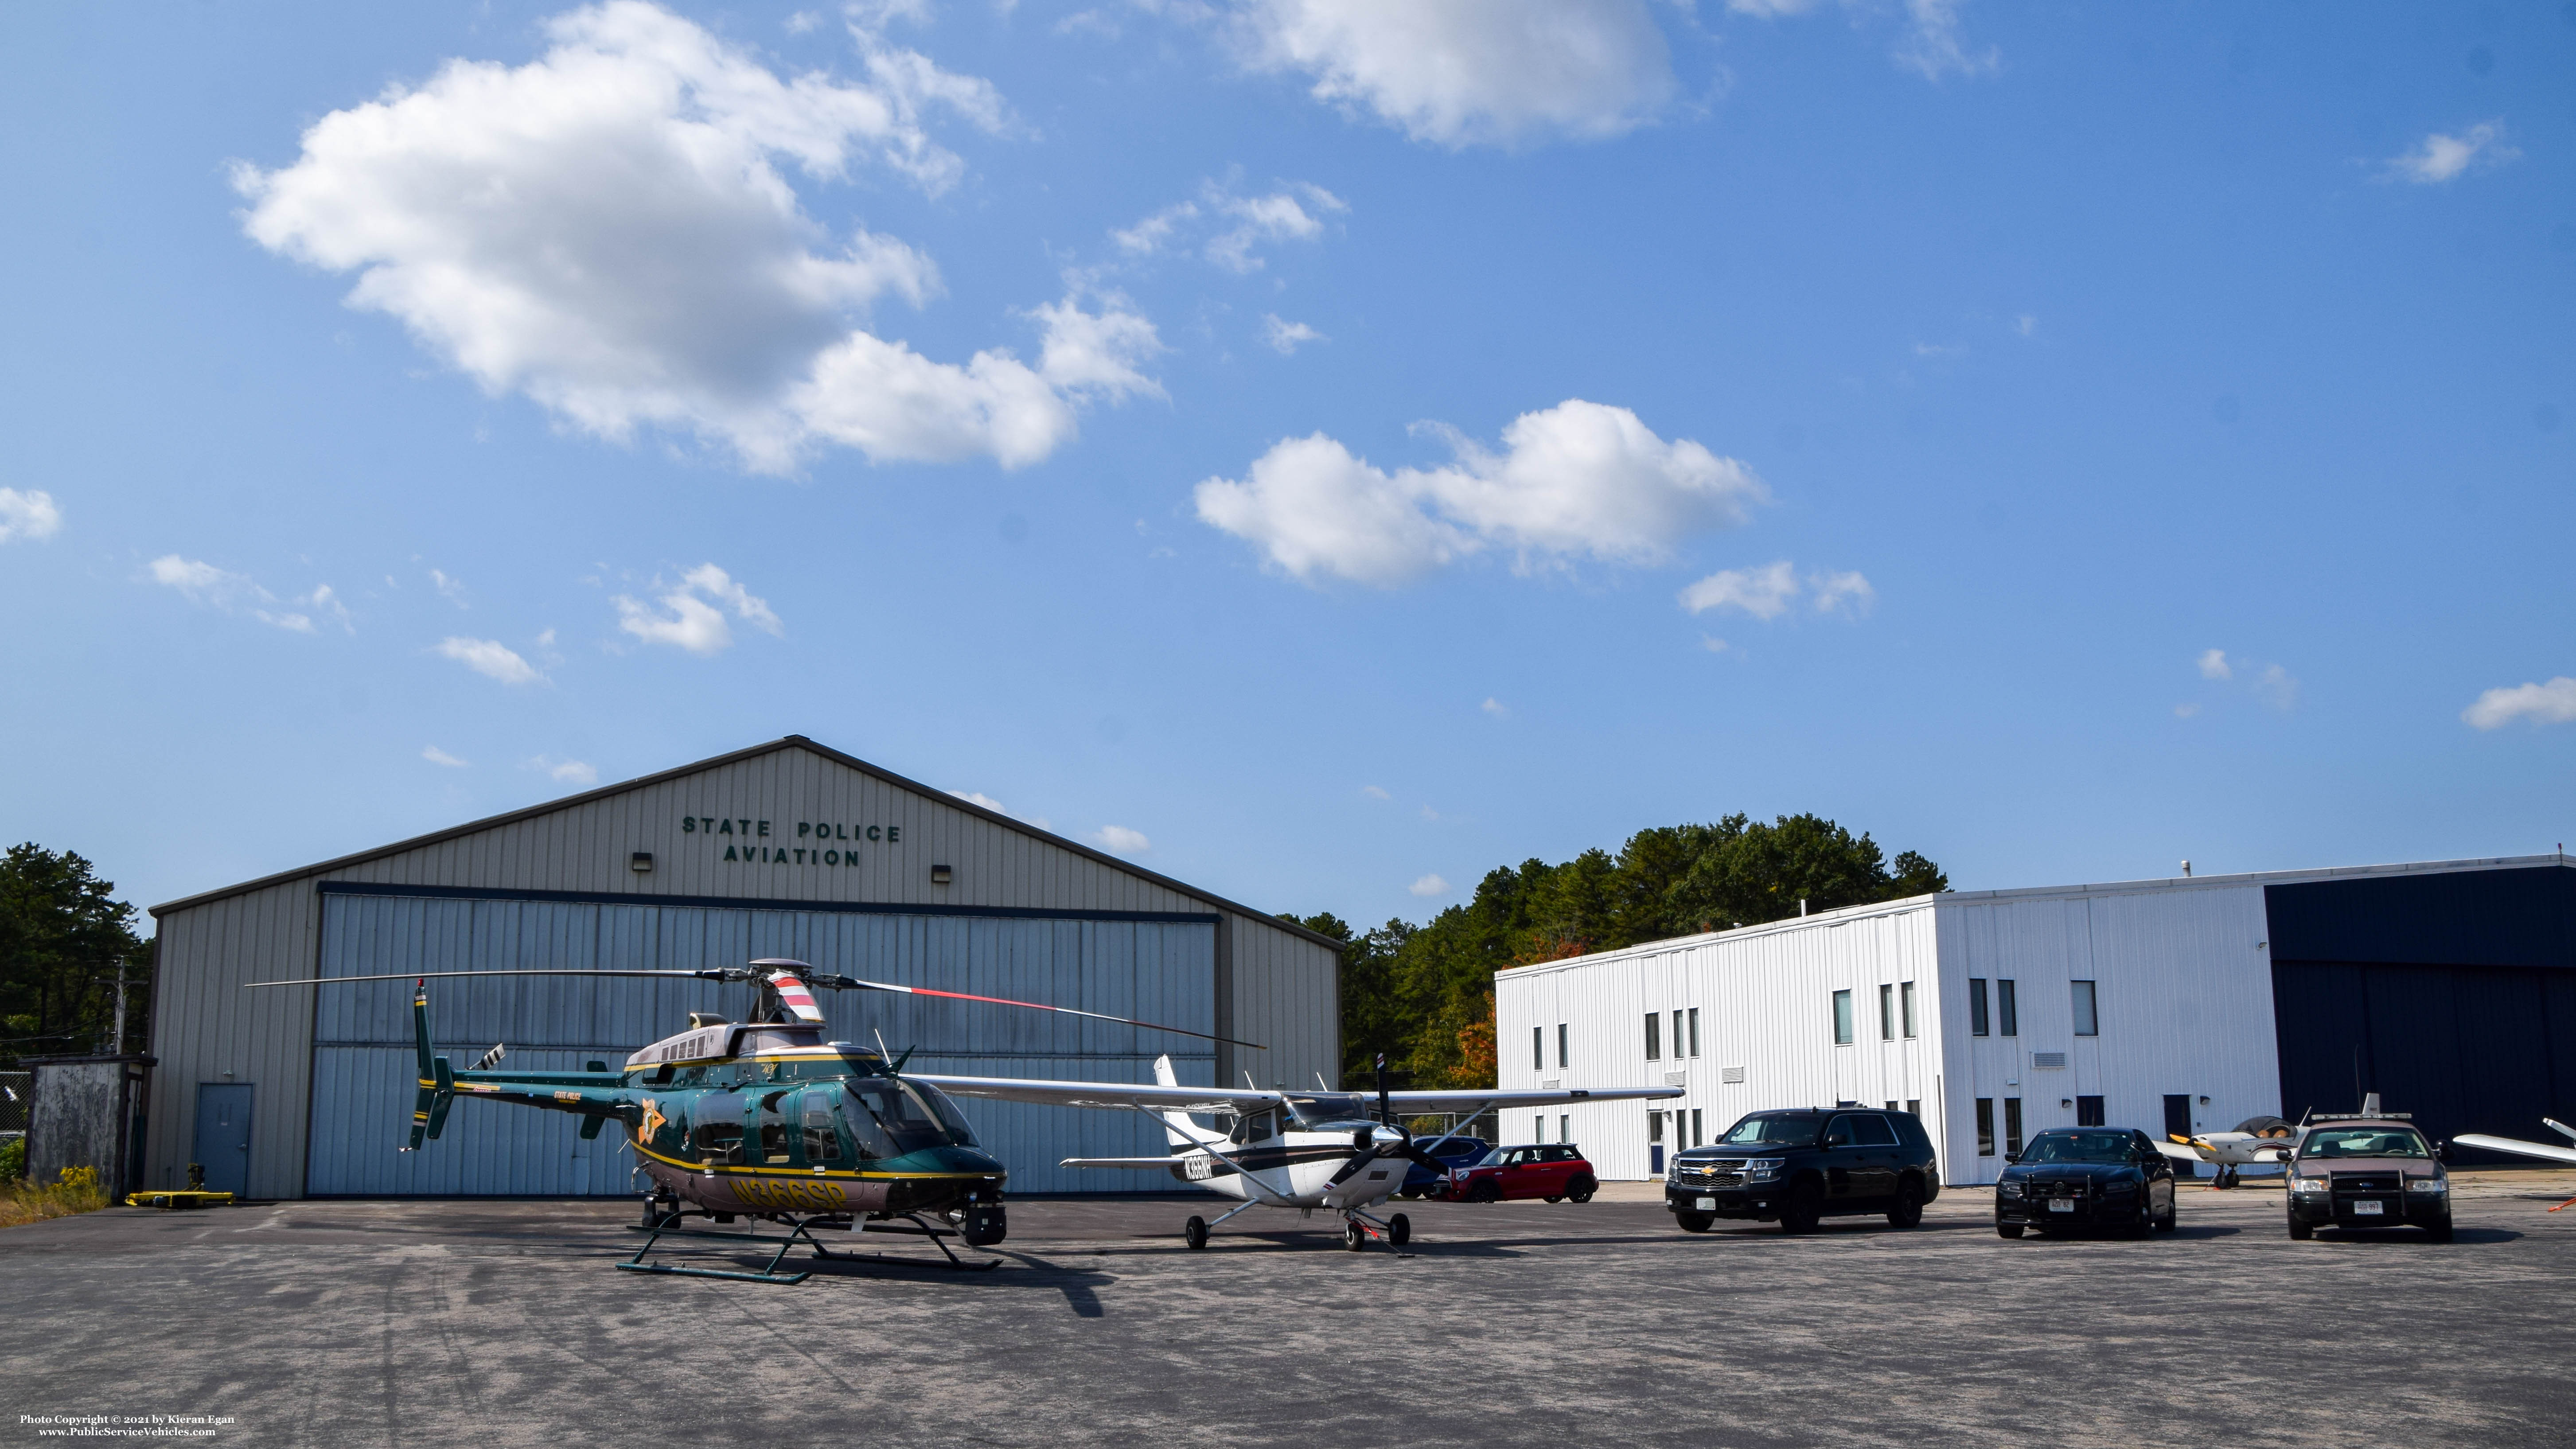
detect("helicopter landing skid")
(619, 1210), (998, 1283)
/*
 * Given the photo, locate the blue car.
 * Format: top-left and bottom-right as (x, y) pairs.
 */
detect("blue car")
(1399, 1135), (1491, 1198)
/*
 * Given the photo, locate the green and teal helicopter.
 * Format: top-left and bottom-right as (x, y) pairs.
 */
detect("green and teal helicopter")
(251, 958), (1256, 1283)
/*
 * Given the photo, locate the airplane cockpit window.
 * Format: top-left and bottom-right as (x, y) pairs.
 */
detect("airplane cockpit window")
(2301, 1127), (2431, 1159)
(1230, 1110), (1275, 1144)
(1285, 1094), (1368, 1126)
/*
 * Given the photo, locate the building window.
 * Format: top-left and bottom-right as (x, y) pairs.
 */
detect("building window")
(1559, 1114), (1570, 1144)
(1885, 1100), (1898, 1111)
(1536, 1114), (1546, 1142)
(1878, 983), (1895, 1041)
(1557, 1023), (1569, 1070)
(1691, 1107), (1703, 1146)
(1648, 1110), (1664, 1144)
(1968, 978), (1989, 1036)
(1832, 989), (1854, 1044)
(1997, 979), (2019, 1037)
(2076, 1095), (2105, 1127)
(1644, 1013), (1660, 1061)
(1533, 1026), (1543, 1071)
(1901, 981), (1917, 1039)
(2004, 1097), (2024, 1156)
(1905, 1098), (1919, 1117)
(2071, 979), (2099, 1037)
(1976, 1098), (1995, 1156)
(1672, 1010), (1684, 1062)
(1687, 1007), (1700, 1058)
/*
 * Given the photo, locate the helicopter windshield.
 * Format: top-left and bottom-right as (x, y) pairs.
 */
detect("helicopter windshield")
(842, 1078), (979, 1156)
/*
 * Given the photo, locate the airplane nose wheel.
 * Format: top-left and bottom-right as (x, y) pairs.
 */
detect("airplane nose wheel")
(1344, 1220), (1366, 1251)
(1183, 1215), (1209, 1250)
(1389, 1212), (1411, 1246)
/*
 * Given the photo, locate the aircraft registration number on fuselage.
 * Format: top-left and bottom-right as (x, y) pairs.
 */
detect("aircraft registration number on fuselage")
(1184, 1153), (1215, 1181)
(729, 1175), (847, 1210)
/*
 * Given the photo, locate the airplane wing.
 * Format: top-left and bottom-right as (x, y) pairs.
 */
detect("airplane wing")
(2154, 1138), (2210, 1164)
(908, 1073), (1281, 1114)
(1058, 1156), (1187, 1169)
(2454, 1133), (2576, 1166)
(1383, 1085), (1684, 1114)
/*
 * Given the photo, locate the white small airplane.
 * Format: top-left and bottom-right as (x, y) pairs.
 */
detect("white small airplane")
(916, 1054), (1681, 1249)
(2154, 1114), (2298, 1187)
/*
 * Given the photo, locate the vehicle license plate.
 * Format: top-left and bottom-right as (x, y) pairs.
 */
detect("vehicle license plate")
(2047, 1199), (2075, 1213)
(2351, 1200), (2384, 1215)
(1695, 1196), (1715, 1211)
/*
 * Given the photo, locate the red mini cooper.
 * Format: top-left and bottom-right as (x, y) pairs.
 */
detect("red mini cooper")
(1437, 1144), (1600, 1203)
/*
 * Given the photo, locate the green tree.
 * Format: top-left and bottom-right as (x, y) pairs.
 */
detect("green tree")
(1306, 815), (1947, 1092)
(0, 845), (152, 1066)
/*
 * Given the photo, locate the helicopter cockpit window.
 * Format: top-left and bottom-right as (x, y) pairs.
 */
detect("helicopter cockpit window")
(842, 1079), (981, 1156)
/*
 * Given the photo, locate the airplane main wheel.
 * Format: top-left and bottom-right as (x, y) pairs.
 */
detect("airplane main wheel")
(1344, 1220), (1367, 1251)
(1184, 1215), (1209, 1250)
(1389, 1213), (1411, 1247)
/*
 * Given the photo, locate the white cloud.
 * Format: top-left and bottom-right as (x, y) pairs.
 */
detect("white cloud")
(2253, 663), (2299, 712)
(1481, 697), (1509, 717)
(2173, 703), (2200, 719)
(528, 755), (599, 785)
(1091, 824), (1151, 855)
(0, 488), (62, 543)
(1231, 0), (1676, 148)
(430, 569), (468, 607)
(1263, 314), (1325, 354)
(1111, 179), (1346, 273)
(614, 563), (783, 656)
(947, 789), (1052, 829)
(1808, 570), (1876, 617)
(422, 745), (472, 767)
(1408, 873), (1450, 897)
(2385, 120), (2518, 185)
(2198, 648), (2232, 681)
(146, 555), (350, 634)
(2013, 314), (2037, 338)
(1892, 0), (1999, 79)
(1701, 635), (1732, 654)
(1679, 561), (1797, 619)
(436, 636), (544, 684)
(233, 2), (1152, 474)
(1360, 784), (1390, 799)
(1197, 400), (1762, 586)
(2462, 678), (2576, 730)
(1913, 341), (1966, 358)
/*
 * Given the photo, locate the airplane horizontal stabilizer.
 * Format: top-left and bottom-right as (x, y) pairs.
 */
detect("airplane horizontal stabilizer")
(1059, 1156), (1186, 1169)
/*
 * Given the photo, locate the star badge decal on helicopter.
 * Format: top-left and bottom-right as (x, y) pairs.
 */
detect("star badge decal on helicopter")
(638, 1098), (667, 1143)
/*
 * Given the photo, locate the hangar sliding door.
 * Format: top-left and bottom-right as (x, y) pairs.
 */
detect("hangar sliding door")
(306, 888), (1216, 1196)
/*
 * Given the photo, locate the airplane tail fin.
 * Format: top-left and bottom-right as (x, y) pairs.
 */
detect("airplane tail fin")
(406, 982), (456, 1151)
(1149, 1054), (1215, 1149)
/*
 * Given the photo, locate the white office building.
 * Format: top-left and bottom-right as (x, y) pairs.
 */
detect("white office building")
(1494, 854), (2576, 1185)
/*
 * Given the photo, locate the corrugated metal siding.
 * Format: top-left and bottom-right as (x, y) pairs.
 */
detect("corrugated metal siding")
(142, 742), (1339, 1197)
(1496, 904), (1945, 1182)
(304, 895), (1215, 1196)
(1937, 886), (2276, 1183)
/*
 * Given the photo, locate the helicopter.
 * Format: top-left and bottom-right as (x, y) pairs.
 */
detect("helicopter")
(911, 1052), (1682, 1250)
(250, 957), (1256, 1283)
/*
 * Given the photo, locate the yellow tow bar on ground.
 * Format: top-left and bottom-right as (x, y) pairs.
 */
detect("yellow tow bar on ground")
(125, 1190), (235, 1210)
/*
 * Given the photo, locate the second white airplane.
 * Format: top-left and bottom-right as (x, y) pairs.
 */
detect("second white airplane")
(918, 1054), (1681, 1249)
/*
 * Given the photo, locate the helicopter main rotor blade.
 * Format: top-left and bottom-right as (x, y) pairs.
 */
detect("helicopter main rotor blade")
(810, 974), (1265, 1050)
(247, 969), (741, 987)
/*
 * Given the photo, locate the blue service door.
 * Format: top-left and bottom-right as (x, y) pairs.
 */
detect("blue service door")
(192, 1084), (253, 1197)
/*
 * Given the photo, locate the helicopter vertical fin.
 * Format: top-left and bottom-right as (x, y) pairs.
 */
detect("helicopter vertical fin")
(405, 982), (457, 1149)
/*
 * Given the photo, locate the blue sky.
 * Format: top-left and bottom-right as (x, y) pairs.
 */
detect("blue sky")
(2, 0), (2569, 928)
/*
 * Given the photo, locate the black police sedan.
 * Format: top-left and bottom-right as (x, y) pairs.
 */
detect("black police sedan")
(1994, 1127), (2178, 1238)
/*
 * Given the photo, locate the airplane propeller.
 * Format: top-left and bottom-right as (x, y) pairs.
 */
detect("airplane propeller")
(1324, 1054), (1462, 1190)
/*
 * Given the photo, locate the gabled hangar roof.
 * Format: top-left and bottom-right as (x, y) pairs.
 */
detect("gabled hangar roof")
(149, 734), (1345, 949)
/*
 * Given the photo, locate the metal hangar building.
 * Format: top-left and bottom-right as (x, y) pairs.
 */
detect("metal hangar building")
(1496, 854), (2576, 1185)
(143, 735), (1342, 1200)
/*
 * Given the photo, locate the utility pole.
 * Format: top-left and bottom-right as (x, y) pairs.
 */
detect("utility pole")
(90, 964), (130, 1056)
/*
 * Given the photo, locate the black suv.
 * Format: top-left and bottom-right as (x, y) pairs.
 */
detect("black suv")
(1667, 1108), (1940, 1234)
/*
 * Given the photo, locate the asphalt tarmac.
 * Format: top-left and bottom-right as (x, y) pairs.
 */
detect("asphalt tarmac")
(5, 1171), (2573, 1448)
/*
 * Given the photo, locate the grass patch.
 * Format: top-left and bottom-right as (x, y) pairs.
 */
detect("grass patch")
(0, 1166), (113, 1229)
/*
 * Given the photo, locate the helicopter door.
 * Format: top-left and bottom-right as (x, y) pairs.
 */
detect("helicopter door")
(688, 1092), (745, 1165)
(750, 1090), (796, 1165)
(796, 1089), (847, 1168)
